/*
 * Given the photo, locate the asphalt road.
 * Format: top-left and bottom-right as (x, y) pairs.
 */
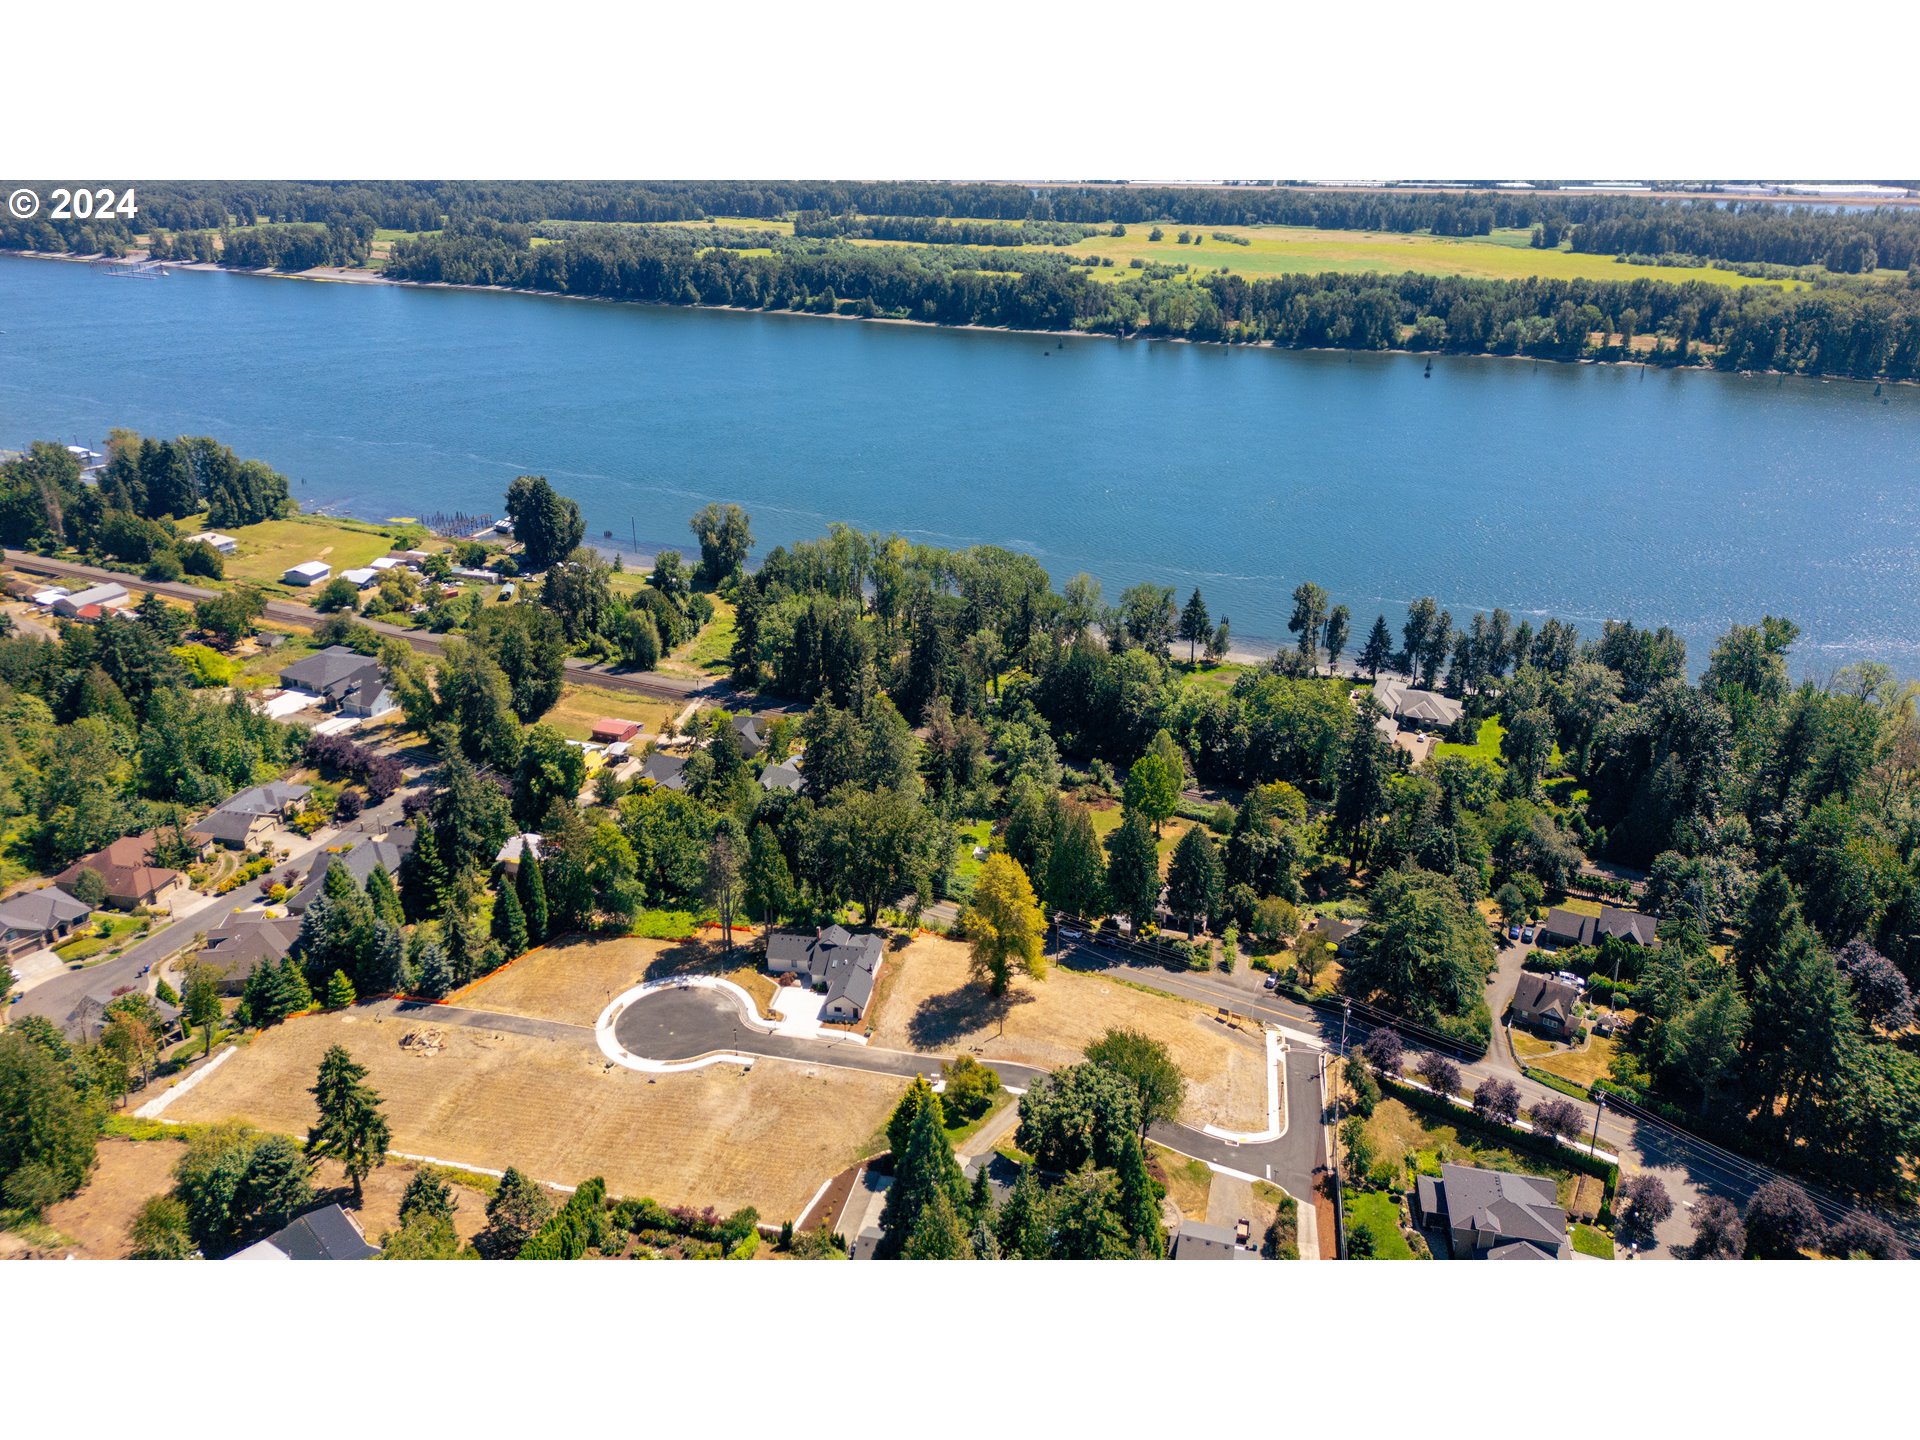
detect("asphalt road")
(6, 553), (727, 704)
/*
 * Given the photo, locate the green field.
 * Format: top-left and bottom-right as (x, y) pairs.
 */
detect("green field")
(1434, 717), (1506, 766)
(1346, 1190), (1416, 1259)
(217, 515), (422, 592)
(1571, 1222), (1616, 1259)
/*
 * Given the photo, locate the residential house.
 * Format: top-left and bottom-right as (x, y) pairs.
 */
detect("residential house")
(55, 833), (189, 911)
(277, 646), (396, 719)
(197, 914), (299, 992)
(1413, 1162), (1568, 1259)
(759, 759), (803, 793)
(1172, 1219), (1260, 1260)
(286, 828), (414, 913)
(494, 833), (544, 877)
(340, 567), (378, 590)
(190, 809), (275, 851)
(1538, 905), (1659, 950)
(0, 888), (93, 958)
(1303, 915), (1365, 957)
(1511, 973), (1584, 1034)
(590, 718), (643, 745)
(638, 752), (688, 791)
(1372, 676), (1465, 732)
(186, 531), (238, 554)
(53, 581), (130, 619)
(230, 1204), (381, 1261)
(731, 714), (768, 757)
(66, 984), (181, 1043)
(283, 561), (332, 587)
(766, 925), (885, 1022)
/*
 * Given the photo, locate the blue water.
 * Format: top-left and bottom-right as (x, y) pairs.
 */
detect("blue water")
(4, 254), (1919, 674)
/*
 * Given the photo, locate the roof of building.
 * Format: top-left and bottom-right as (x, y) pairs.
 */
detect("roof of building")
(0, 887), (93, 936)
(224, 781), (312, 817)
(1597, 905), (1659, 946)
(759, 760), (803, 792)
(186, 531), (236, 550)
(64, 581), (129, 607)
(190, 810), (268, 846)
(341, 567), (377, 587)
(767, 926), (885, 1013)
(284, 560), (332, 580)
(1540, 907), (1591, 943)
(230, 1204), (380, 1261)
(590, 718), (642, 743)
(1307, 915), (1362, 947)
(1172, 1220), (1257, 1260)
(278, 646), (389, 711)
(55, 833), (182, 903)
(1373, 676), (1465, 728)
(731, 714), (768, 755)
(1486, 1240), (1557, 1260)
(639, 752), (688, 791)
(1513, 973), (1583, 1025)
(287, 829), (414, 912)
(1435, 1162), (1566, 1254)
(198, 914), (299, 978)
(495, 833), (544, 867)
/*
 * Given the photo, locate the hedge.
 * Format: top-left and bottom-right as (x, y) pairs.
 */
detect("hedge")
(1523, 1066), (1594, 1102)
(1382, 1076), (1619, 1197)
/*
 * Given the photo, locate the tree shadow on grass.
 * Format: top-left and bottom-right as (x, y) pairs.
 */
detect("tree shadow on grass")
(641, 939), (728, 980)
(906, 984), (1035, 1050)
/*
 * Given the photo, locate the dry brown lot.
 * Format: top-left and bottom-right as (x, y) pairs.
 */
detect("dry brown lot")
(40, 1137), (183, 1257)
(869, 935), (1268, 1131)
(454, 934), (774, 1025)
(161, 1009), (902, 1220)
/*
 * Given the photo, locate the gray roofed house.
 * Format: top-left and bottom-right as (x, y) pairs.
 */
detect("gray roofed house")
(197, 914), (300, 991)
(0, 888), (93, 957)
(67, 985), (181, 1043)
(286, 829), (414, 913)
(1539, 904), (1659, 950)
(731, 714), (768, 756)
(639, 752), (689, 791)
(230, 1204), (380, 1261)
(1372, 676), (1465, 731)
(759, 759), (803, 793)
(222, 781), (313, 818)
(1414, 1162), (1567, 1259)
(276, 646), (395, 719)
(765, 925), (886, 1021)
(1511, 973), (1583, 1033)
(190, 809), (273, 850)
(1172, 1220), (1258, 1260)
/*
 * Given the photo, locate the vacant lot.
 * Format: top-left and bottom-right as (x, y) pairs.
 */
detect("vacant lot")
(457, 933), (772, 1025)
(162, 1009), (900, 1220)
(542, 682), (679, 743)
(868, 935), (1267, 1131)
(41, 1137), (184, 1257)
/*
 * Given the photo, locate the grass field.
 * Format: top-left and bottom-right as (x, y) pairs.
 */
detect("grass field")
(162, 1007), (904, 1220)
(1149, 1144), (1215, 1221)
(541, 682), (679, 743)
(1530, 1034), (1623, 1088)
(1434, 716), (1506, 766)
(457, 934), (772, 1025)
(865, 934), (1268, 1131)
(1571, 1221), (1615, 1259)
(1084, 801), (1194, 869)
(658, 597), (736, 678)
(219, 515), (419, 592)
(1346, 1190), (1416, 1259)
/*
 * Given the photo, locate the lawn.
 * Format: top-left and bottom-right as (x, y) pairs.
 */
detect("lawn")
(1571, 1222), (1615, 1259)
(1510, 1030), (1559, 1060)
(1346, 1190), (1415, 1259)
(1362, 1097), (1590, 1212)
(219, 515), (422, 592)
(1433, 716), (1505, 766)
(1176, 661), (1248, 695)
(945, 819), (994, 902)
(1048, 224), (1795, 291)
(868, 935), (1269, 1131)
(541, 682), (679, 743)
(942, 1086), (1013, 1149)
(161, 1004), (906, 1222)
(1083, 801), (1193, 870)
(1531, 1034), (1623, 1089)
(672, 597), (736, 676)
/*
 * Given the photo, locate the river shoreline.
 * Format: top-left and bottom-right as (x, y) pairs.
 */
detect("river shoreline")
(7, 248), (1910, 389)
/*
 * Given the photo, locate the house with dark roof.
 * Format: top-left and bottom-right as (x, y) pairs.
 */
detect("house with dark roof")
(1172, 1219), (1259, 1260)
(198, 914), (300, 992)
(1413, 1162), (1567, 1259)
(731, 714), (768, 757)
(190, 780), (314, 850)
(1303, 915), (1364, 957)
(638, 752), (689, 791)
(286, 829), (414, 913)
(766, 925), (885, 1022)
(55, 834), (189, 911)
(1511, 973), (1583, 1034)
(759, 759), (803, 793)
(230, 1204), (380, 1261)
(67, 984), (181, 1043)
(1539, 905), (1659, 950)
(276, 646), (396, 719)
(0, 888), (93, 957)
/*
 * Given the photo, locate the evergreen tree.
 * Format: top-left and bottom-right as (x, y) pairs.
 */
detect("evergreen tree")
(886, 1075), (941, 1159)
(413, 939), (454, 999)
(877, 1099), (965, 1259)
(1177, 588), (1211, 664)
(481, 1166), (554, 1259)
(1165, 825), (1223, 937)
(516, 851), (550, 943)
(744, 823), (797, 927)
(306, 1045), (391, 1203)
(1105, 811), (1162, 930)
(363, 920), (406, 996)
(492, 881), (529, 957)
(324, 970), (356, 1009)
(1333, 699), (1391, 867)
(1044, 800), (1108, 920)
(1115, 1133), (1165, 1257)
(902, 1188), (973, 1260)
(1047, 1165), (1135, 1260)
(401, 823), (451, 921)
(399, 1167), (455, 1225)
(364, 863), (404, 927)
(1288, 581), (1329, 671)
(996, 1164), (1051, 1259)
(1323, 604), (1351, 672)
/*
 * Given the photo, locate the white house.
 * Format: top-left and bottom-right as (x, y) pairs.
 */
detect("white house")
(186, 531), (239, 554)
(283, 561), (332, 587)
(340, 567), (378, 589)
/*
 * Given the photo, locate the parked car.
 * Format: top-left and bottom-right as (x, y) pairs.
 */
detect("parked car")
(1263, 974), (1277, 990)
(1521, 925), (1535, 943)
(1507, 924), (1522, 941)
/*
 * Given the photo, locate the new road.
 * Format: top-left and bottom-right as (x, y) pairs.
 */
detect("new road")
(4, 553), (730, 705)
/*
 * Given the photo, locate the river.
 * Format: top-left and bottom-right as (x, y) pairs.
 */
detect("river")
(4, 254), (1918, 674)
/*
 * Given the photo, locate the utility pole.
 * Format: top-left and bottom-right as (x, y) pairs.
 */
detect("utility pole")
(1331, 997), (1351, 1258)
(1588, 1092), (1608, 1158)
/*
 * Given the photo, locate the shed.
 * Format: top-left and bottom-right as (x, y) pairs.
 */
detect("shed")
(283, 561), (332, 586)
